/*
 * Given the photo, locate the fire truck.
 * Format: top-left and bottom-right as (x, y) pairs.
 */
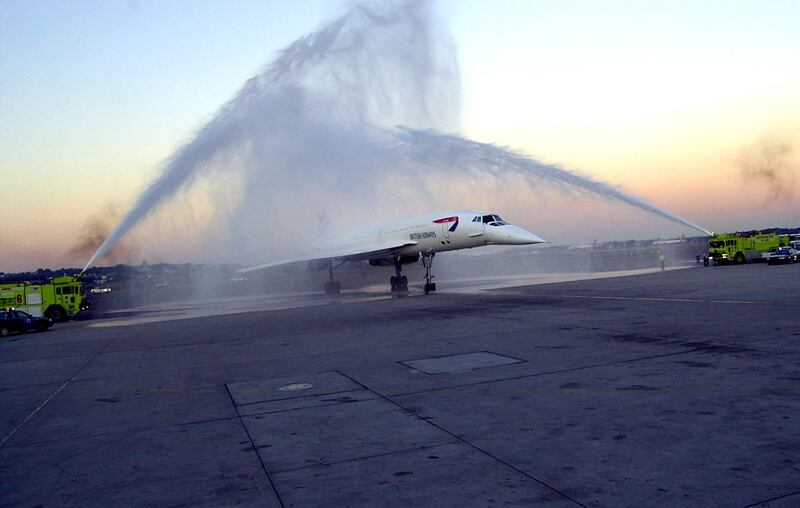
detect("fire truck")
(708, 233), (789, 265)
(0, 276), (89, 322)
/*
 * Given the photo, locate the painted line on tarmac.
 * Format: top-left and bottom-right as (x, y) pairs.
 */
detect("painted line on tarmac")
(0, 325), (129, 448)
(709, 299), (762, 304)
(88, 293), (393, 328)
(557, 295), (765, 305)
(0, 379), (72, 447)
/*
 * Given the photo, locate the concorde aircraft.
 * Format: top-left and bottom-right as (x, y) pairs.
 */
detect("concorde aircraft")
(240, 210), (546, 294)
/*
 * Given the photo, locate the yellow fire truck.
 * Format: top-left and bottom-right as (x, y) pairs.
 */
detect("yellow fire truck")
(708, 233), (789, 265)
(0, 276), (89, 322)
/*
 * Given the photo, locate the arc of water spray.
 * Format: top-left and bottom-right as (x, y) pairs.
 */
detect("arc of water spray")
(79, 0), (713, 274)
(81, 123), (713, 275)
(80, 0), (443, 274)
(393, 127), (715, 237)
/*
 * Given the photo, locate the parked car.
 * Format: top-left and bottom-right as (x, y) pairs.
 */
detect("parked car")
(766, 247), (799, 265)
(0, 310), (53, 337)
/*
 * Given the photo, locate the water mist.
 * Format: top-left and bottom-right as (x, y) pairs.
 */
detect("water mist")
(82, 0), (711, 273)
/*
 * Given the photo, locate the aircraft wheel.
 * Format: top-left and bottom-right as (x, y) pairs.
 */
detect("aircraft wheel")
(400, 276), (408, 288)
(325, 281), (341, 294)
(390, 276), (398, 291)
(430, 283), (437, 292)
(424, 283), (431, 294)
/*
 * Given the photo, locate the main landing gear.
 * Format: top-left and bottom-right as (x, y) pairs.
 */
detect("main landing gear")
(324, 261), (341, 294)
(388, 253), (437, 294)
(422, 252), (437, 294)
(390, 258), (408, 293)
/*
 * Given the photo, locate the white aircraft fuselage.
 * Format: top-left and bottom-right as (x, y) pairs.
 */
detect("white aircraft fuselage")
(321, 210), (545, 259)
(242, 209), (545, 294)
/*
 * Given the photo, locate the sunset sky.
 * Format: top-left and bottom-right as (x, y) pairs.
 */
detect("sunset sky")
(1, 0), (798, 272)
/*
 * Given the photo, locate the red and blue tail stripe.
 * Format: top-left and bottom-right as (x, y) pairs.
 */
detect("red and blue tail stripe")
(433, 216), (459, 232)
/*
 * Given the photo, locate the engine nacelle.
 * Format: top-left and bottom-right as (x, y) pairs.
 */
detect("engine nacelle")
(369, 254), (420, 267)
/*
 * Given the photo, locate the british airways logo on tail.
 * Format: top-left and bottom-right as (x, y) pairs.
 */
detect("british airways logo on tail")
(433, 216), (459, 232)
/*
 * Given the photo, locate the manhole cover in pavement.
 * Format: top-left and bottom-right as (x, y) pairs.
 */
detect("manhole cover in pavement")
(277, 382), (314, 392)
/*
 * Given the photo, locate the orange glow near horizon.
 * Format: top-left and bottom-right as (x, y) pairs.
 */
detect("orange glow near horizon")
(2, 1), (799, 272)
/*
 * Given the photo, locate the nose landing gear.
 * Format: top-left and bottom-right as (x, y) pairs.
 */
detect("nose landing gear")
(422, 252), (436, 294)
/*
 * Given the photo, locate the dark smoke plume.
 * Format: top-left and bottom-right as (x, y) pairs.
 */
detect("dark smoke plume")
(739, 139), (797, 201)
(70, 205), (137, 266)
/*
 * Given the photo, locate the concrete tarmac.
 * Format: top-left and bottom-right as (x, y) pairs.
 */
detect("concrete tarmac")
(1, 264), (799, 507)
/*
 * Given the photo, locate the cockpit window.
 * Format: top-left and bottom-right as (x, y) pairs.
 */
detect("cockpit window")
(483, 214), (507, 224)
(483, 214), (508, 225)
(494, 215), (508, 225)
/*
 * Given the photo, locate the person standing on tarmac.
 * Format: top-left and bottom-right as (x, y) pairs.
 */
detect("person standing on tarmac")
(703, 252), (709, 267)
(659, 254), (666, 271)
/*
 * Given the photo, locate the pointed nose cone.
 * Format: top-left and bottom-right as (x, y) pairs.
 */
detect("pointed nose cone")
(493, 224), (547, 245)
